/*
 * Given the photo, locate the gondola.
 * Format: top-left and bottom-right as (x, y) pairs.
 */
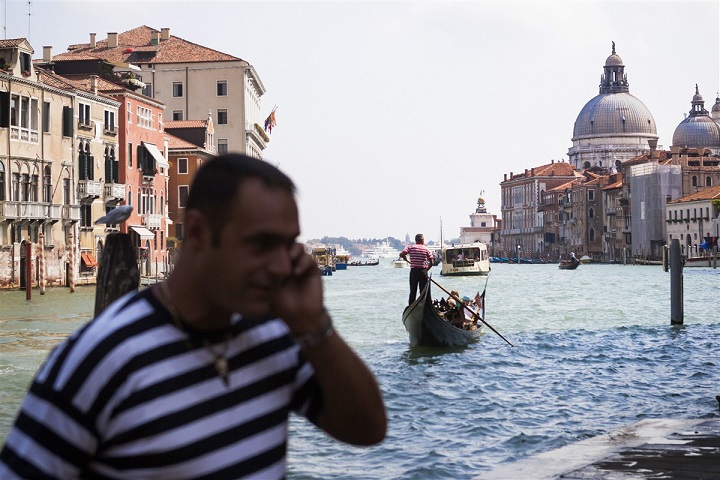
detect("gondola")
(401, 281), (484, 347)
(558, 256), (580, 270)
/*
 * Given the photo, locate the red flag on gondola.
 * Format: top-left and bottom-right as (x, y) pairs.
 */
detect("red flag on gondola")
(475, 290), (485, 321)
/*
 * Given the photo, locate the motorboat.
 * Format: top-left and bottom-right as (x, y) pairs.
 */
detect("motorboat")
(440, 242), (490, 276)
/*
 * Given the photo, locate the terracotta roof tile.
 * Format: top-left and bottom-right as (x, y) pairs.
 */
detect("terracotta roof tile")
(57, 25), (242, 65)
(669, 185), (720, 203)
(165, 120), (206, 129)
(0, 38), (27, 48)
(166, 132), (198, 149)
(548, 180), (578, 192)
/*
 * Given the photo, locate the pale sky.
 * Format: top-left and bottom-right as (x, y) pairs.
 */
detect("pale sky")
(4, 0), (719, 242)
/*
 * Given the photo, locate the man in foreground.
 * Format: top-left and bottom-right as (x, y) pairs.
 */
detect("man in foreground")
(0, 154), (387, 479)
(399, 233), (434, 305)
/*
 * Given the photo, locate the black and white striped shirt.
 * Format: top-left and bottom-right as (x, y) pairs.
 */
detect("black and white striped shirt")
(0, 288), (322, 479)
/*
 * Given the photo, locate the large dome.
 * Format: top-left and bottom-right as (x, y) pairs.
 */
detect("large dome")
(573, 93), (657, 139)
(671, 85), (720, 148)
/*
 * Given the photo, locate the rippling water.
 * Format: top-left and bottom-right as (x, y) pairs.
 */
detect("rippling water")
(1, 263), (719, 478)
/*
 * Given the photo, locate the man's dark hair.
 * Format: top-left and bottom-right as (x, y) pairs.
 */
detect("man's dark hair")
(186, 153), (296, 246)
(415, 233), (424, 243)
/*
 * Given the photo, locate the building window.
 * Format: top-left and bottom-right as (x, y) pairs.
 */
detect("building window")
(176, 223), (184, 240)
(589, 227), (595, 242)
(0, 162), (5, 201)
(43, 165), (51, 203)
(172, 110), (183, 121)
(136, 106), (153, 128)
(10, 94), (39, 143)
(127, 102), (132, 124)
(217, 109), (228, 125)
(158, 113), (163, 131)
(692, 176), (698, 187)
(142, 82), (153, 97)
(217, 139), (228, 154)
(178, 185), (189, 208)
(178, 158), (188, 174)
(706, 176), (712, 187)
(80, 204), (92, 228)
(79, 102), (91, 126)
(42, 101), (50, 133)
(173, 82), (183, 97)
(589, 208), (594, 219)
(104, 110), (116, 132)
(588, 189), (594, 201)
(78, 142), (93, 181)
(217, 80), (227, 96)
(128, 142), (133, 167)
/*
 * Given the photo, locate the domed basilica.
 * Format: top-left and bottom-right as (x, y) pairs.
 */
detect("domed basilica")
(672, 85), (720, 152)
(568, 42), (658, 171)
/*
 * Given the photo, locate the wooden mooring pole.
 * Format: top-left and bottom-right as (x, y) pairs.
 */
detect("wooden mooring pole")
(94, 233), (140, 317)
(669, 239), (683, 325)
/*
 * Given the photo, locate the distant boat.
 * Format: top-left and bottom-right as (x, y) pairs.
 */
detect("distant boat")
(364, 239), (401, 260)
(348, 259), (380, 266)
(440, 242), (490, 276)
(558, 255), (581, 270)
(402, 281), (485, 347)
(335, 247), (351, 270)
(393, 258), (407, 268)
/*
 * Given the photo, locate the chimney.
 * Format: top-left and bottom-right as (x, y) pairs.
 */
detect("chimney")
(42, 46), (52, 62)
(648, 138), (658, 154)
(531, 167), (535, 176)
(504, 174), (507, 181)
(151, 31), (160, 46)
(108, 32), (118, 48)
(160, 28), (170, 40)
(90, 33), (96, 48)
(90, 75), (98, 95)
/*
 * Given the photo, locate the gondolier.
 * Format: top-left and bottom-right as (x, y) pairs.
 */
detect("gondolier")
(400, 233), (434, 305)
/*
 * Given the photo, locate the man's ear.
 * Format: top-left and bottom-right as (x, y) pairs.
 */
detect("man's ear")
(182, 209), (213, 251)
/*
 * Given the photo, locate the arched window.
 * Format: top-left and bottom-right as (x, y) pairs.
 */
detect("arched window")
(43, 165), (52, 203)
(104, 146), (113, 182)
(0, 162), (5, 201)
(589, 208), (594, 219)
(706, 176), (712, 187)
(128, 186), (132, 206)
(583, 161), (591, 169)
(691, 175), (698, 187)
(589, 227), (595, 242)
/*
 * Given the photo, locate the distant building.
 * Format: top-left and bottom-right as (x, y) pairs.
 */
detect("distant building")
(568, 43), (658, 170)
(666, 185), (720, 256)
(53, 26), (268, 158)
(459, 196), (500, 249)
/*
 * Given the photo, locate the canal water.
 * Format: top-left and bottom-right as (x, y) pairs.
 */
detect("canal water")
(1, 262), (718, 478)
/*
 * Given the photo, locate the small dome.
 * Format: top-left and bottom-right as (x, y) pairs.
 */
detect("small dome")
(672, 115), (720, 148)
(605, 53), (623, 67)
(573, 93), (656, 138)
(712, 96), (720, 113)
(477, 197), (485, 205)
(693, 91), (704, 103)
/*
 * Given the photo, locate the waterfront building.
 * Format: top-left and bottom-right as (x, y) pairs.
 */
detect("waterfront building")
(672, 85), (720, 154)
(542, 180), (576, 259)
(164, 117), (217, 246)
(53, 27), (268, 159)
(42, 52), (172, 278)
(568, 43), (659, 170)
(666, 185), (720, 256)
(459, 196), (500, 249)
(499, 161), (578, 259)
(601, 173), (626, 262)
(0, 39), (78, 289)
(565, 168), (612, 259)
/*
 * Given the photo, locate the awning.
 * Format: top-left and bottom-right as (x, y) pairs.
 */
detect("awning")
(130, 226), (155, 239)
(141, 141), (169, 169)
(81, 252), (98, 267)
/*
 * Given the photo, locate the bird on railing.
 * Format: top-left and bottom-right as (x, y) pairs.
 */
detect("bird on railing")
(95, 205), (133, 225)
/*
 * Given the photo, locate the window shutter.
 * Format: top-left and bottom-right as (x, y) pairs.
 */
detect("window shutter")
(62, 106), (73, 137)
(0, 91), (9, 128)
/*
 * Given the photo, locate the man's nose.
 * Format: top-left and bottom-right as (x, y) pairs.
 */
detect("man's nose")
(268, 247), (293, 277)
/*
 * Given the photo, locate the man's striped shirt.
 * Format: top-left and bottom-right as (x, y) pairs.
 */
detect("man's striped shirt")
(402, 244), (433, 269)
(0, 288), (322, 479)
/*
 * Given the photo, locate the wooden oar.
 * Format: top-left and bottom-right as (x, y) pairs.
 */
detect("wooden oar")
(430, 277), (514, 347)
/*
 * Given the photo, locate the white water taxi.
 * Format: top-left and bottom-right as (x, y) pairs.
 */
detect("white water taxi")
(440, 242), (490, 276)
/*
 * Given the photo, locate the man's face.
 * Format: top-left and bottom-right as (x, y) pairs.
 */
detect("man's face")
(204, 177), (300, 319)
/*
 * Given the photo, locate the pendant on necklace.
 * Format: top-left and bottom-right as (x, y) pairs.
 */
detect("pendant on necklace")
(214, 357), (229, 386)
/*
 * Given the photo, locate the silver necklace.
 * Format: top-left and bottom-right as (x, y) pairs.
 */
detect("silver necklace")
(159, 281), (232, 387)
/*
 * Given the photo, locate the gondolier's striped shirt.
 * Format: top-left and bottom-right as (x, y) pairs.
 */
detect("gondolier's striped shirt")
(402, 244), (433, 269)
(0, 289), (322, 479)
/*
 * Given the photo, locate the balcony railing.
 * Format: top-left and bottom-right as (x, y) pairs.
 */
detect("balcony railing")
(103, 183), (126, 202)
(78, 180), (103, 198)
(605, 207), (616, 216)
(103, 125), (118, 136)
(78, 119), (94, 131)
(142, 213), (162, 229)
(62, 205), (81, 223)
